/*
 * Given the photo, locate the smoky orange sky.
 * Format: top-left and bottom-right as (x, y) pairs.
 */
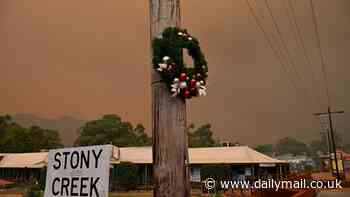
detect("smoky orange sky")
(0, 0), (349, 145)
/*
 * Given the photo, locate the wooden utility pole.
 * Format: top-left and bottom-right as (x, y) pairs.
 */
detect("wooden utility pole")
(315, 107), (344, 180)
(149, 0), (190, 196)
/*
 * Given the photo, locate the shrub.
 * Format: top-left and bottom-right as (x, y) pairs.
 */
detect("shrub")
(2, 183), (17, 189)
(26, 185), (43, 197)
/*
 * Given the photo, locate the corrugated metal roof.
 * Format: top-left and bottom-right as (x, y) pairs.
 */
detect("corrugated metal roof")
(189, 146), (286, 164)
(0, 146), (287, 168)
(115, 147), (152, 164)
(115, 146), (287, 164)
(0, 152), (47, 168)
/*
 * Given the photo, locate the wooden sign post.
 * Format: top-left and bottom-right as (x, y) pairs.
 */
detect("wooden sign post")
(149, 0), (190, 196)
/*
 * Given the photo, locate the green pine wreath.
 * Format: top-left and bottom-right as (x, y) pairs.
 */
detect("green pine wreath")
(152, 27), (208, 99)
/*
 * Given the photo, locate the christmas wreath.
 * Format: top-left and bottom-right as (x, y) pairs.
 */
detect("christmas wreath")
(152, 27), (208, 99)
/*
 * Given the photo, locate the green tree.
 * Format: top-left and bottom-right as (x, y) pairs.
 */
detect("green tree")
(1, 125), (32, 153)
(188, 124), (217, 147)
(134, 124), (152, 146)
(75, 114), (151, 147)
(27, 126), (63, 151)
(309, 139), (327, 154)
(309, 130), (344, 155)
(0, 115), (13, 127)
(255, 144), (274, 156)
(0, 115), (16, 141)
(0, 115), (63, 153)
(276, 137), (311, 156)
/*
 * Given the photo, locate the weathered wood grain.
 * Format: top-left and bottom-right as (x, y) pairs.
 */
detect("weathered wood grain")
(149, 0), (190, 196)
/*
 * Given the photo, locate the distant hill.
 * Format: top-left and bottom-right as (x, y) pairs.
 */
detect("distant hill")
(13, 114), (85, 146)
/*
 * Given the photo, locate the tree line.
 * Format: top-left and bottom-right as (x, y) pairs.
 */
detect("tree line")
(0, 115), (63, 152)
(2, 113), (349, 155)
(0, 114), (218, 153)
(255, 133), (348, 157)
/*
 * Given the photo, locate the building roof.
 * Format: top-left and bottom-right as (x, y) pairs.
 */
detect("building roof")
(0, 152), (47, 168)
(114, 146), (287, 164)
(113, 147), (152, 164)
(189, 146), (286, 164)
(0, 146), (287, 168)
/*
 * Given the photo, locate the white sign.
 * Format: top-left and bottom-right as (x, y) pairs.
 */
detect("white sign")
(259, 163), (276, 167)
(244, 167), (252, 176)
(190, 167), (201, 182)
(44, 145), (113, 197)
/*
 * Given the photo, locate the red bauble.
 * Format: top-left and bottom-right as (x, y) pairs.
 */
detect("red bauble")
(190, 79), (197, 88)
(180, 73), (187, 81)
(183, 90), (191, 98)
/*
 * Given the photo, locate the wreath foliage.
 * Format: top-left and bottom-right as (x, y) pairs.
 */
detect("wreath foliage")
(152, 27), (208, 99)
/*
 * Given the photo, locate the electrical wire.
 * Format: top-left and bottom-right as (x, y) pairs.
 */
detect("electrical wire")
(245, 0), (298, 92)
(263, 0), (313, 106)
(310, 0), (331, 106)
(286, 0), (323, 108)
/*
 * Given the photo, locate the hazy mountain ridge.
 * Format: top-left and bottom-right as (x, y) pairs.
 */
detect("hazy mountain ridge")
(13, 114), (85, 146)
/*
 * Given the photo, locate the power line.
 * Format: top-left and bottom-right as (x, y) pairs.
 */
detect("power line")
(286, 0), (323, 108)
(283, 0), (301, 58)
(263, 0), (313, 106)
(252, 0), (292, 76)
(253, 0), (293, 77)
(245, 0), (298, 91)
(310, 0), (331, 106)
(264, 0), (303, 83)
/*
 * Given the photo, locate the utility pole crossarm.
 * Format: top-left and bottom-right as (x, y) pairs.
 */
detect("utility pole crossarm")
(314, 106), (345, 180)
(314, 110), (344, 116)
